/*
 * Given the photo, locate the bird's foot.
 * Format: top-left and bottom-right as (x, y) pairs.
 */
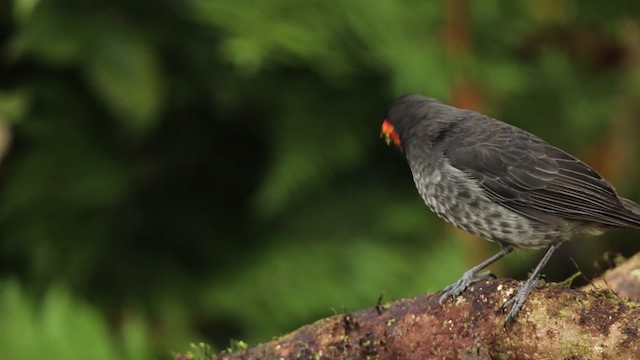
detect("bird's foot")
(439, 270), (495, 303)
(501, 278), (539, 323)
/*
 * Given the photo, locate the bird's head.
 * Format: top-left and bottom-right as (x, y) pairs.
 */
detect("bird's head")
(381, 94), (442, 151)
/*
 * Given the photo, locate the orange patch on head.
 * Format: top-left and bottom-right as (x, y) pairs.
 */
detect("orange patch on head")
(381, 119), (401, 148)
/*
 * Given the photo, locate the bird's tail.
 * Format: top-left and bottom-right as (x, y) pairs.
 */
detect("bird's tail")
(620, 197), (640, 227)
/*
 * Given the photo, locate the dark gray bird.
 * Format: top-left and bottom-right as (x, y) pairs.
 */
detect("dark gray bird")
(381, 94), (640, 322)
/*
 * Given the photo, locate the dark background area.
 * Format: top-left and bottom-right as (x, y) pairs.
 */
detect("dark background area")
(1, 1), (640, 358)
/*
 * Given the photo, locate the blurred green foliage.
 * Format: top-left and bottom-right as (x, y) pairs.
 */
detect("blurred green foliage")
(0, 280), (150, 360)
(2, 0), (640, 358)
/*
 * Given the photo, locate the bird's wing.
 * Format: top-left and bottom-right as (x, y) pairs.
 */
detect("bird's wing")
(445, 118), (640, 227)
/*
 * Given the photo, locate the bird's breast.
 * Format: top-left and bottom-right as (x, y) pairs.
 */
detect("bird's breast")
(408, 160), (581, 249)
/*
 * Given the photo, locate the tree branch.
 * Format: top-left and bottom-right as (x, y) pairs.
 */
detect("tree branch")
(584, 251), (640, 302)
(186, 254), (640, 359)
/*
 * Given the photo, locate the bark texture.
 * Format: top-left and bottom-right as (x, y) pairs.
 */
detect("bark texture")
(201, 274), (640, 360)
(585, 251), (640, 302)
(173, 254), (640, 359)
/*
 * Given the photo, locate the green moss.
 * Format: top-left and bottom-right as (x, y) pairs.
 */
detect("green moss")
(558, 272), (582, 287)
(178, 343), (214, 360)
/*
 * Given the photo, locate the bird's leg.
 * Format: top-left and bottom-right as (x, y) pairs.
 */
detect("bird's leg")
(502, 243), (559, 323)
(439, 245), (514, 303)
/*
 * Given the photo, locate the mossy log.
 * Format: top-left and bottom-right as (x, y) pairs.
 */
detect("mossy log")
(191, 253), (640, 360)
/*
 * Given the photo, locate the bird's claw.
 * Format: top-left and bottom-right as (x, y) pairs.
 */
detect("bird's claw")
(439, 271), (495, 303)
(500, 279), (539, 323)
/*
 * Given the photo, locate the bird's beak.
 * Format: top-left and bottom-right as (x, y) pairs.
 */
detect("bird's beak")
(381, 132), (392, 146)
(381, 119), (401, 149)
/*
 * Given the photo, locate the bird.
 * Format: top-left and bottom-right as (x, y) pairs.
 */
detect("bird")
(380, 94), (640, 322)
